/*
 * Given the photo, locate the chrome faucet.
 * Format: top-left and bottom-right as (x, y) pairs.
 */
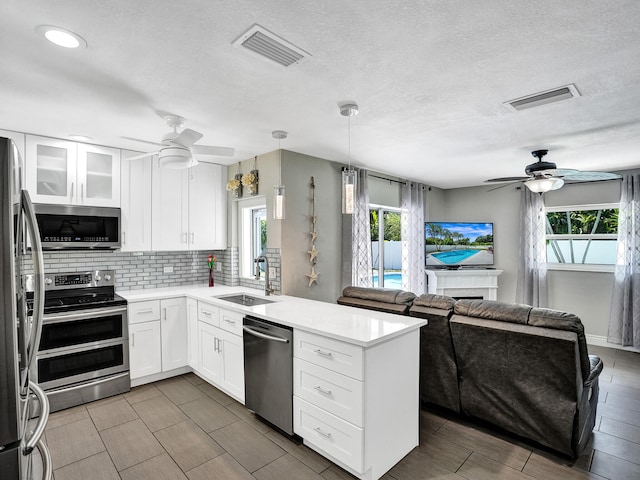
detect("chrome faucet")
(255, 254), (274, 296)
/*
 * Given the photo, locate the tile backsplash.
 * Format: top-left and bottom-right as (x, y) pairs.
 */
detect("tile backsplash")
(25, 247), (281, 293)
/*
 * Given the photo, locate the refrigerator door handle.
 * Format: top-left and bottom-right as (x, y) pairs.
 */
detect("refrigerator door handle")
(24, 381), (50, 455)
(35, 438), (53, 480)
(21, 190), (45, 369)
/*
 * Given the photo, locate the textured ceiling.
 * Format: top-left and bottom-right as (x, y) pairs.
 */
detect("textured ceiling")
(1, 0), (639, 188)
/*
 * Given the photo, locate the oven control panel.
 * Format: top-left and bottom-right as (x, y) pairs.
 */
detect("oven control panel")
(40, 270), (116, 290)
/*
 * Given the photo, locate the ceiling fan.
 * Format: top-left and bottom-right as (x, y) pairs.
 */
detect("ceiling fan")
(485, 149), (621, 193)
(126, 115), (235, 169)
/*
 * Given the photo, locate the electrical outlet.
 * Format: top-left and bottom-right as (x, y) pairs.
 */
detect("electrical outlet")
(269, 267), (276, 278)
(163, 266), (174, 273)
(216, 262), (222, 271)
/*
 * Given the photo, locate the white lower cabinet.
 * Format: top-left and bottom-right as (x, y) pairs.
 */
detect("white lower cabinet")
(128, 298), (187, 380)
(196, 303), (245, 402)
(161, 298), (188, 371)
(187, 298), (198, 369)
(129, 321), (162, 378)
(293, 329), (420, 480)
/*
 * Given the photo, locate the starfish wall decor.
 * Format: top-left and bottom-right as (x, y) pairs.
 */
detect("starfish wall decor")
(306, 176), (319, 287)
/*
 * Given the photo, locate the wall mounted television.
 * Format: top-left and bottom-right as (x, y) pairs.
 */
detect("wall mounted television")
(425, 222), (494, 268)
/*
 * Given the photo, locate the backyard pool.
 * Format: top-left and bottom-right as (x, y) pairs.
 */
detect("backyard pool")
(429, 249), (480, 264)
(372, 272), (403, 288)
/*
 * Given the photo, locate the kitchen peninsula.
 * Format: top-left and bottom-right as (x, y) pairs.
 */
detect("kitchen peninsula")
(119, 285), (427, 480)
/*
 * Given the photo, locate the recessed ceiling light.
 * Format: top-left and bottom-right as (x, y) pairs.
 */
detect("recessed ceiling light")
(68, 134), (93, 142)
(36, 25), (87, 49)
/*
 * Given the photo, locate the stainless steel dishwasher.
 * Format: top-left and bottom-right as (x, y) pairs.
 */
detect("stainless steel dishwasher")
(243, 316), (293, 435)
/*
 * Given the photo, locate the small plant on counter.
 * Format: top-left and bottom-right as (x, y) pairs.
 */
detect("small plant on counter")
(207, 255), (217, 287)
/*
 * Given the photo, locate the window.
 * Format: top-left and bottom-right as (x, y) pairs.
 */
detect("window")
(238, 198), (267, 279)
(370, 206), (402, 288)
(545, 204), (618, 270)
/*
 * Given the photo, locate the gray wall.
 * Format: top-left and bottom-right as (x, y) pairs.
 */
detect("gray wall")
(279, 151), (344, 303)
(437, 175), (627, 339)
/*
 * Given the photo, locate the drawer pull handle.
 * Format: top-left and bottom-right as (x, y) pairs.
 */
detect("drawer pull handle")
(137, 308), (153, 314)
(314, 386), (332, 396)
(202, 311), (212, 316)
(314, 349), (333, 358)
(224, 318), (236, 324)
(313, 427), (332, 439)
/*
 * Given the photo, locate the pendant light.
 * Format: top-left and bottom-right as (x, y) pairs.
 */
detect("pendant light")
(340, 103), (359, 214)
(272, 130), (287, 219)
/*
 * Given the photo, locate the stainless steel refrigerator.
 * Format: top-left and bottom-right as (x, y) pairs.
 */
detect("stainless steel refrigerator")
(0, 137), (51, 479)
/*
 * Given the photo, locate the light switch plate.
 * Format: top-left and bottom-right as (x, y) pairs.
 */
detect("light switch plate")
(269, 267), (276, 278)
(216, 262), (222, 271)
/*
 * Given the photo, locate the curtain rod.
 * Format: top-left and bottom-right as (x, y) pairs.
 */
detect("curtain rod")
(368, 173), (406, 185)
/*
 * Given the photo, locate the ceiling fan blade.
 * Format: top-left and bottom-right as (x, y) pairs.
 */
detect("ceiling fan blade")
(121, 136), (166, 147)
(192, 145), (235, 157)
(172, 128), (203, 148)
(485, 176), (529, 183)
(125, 151), (156, 161)
(560, 171), (622, 182)
(486, 181), (522, 192)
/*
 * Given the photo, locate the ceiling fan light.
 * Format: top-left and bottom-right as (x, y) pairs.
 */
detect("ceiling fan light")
(524, 176), (564, 193)
(158, 146), (197, 169)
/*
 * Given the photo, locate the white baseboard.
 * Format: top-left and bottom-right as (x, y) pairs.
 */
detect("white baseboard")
(586, 334), (640, 353)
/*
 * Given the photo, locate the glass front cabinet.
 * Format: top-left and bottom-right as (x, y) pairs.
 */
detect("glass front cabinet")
(25, 135), (121, 207)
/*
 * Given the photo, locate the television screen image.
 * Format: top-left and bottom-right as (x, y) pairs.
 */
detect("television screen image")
(425, 222), (494, 267)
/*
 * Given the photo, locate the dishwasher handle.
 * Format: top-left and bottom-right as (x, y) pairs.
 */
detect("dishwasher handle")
(242, 326), (290, 343)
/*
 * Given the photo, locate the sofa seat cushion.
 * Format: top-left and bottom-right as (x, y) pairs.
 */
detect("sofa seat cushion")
(454, 299), (531, 324)
(341, 286), (416, 305)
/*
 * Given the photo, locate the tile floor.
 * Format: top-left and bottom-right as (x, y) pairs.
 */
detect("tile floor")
(43, 345), (640, 480)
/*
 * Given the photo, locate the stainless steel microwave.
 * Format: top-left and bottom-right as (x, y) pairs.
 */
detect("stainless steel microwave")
(33, 204), (121, 249)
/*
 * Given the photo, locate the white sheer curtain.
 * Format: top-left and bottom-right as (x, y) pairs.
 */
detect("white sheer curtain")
(515, 187), (548, 306)
(609, 174), (640, 347)
(401, 181), (426, 294)
(352, 168), (373, 287)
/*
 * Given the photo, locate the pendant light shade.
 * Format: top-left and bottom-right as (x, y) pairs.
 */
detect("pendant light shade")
(273, 185), (285, 219)
(340, 103), (359, 215)
(342, 169), (357, 214)
(272, 130), (287, 219)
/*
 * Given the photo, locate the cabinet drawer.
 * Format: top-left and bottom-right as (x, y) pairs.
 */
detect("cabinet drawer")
(129, 300), (161, 324)
(294, 330), (363, 380)
(294, 358), (363, 427)
(197, 302), (219, 326)
(294, 397), (363, 473)
(219, 308), (243, 336)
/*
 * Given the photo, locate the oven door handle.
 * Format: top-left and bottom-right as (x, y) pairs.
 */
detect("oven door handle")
(43, 306), (127, 323)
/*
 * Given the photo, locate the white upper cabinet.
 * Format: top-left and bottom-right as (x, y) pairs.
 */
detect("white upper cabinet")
(152, 160), (226, 251)
(25, 135), (120, 207)
(120, 151), (152, 251)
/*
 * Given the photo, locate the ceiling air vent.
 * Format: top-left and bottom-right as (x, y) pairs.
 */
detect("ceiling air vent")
(232, 24), (311, 67)
(503, 84), (580, 112)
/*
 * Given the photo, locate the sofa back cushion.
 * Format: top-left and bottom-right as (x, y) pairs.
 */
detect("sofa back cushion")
(409, 294), (460, 412)
(529, 307), (591, 381)
(454, 299), (531, 324)
(341, 286), (416, 304)
(450, 314), (582, 456)
(337, 286), (416, 315)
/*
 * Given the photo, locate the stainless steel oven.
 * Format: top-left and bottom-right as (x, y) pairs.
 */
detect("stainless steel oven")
(28, 270), (130, 412)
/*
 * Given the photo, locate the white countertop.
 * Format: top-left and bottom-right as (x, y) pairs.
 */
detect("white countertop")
(118, 285), (426, 347)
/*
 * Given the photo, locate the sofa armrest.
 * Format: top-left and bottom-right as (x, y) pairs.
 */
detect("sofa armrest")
(585, 355), (603, 387)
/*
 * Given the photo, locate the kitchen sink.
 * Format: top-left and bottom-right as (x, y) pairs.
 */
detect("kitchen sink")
(214, 293), (275, 306)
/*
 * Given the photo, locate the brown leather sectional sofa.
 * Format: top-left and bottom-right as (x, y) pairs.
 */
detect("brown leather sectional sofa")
(337, 287), (603, 457)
